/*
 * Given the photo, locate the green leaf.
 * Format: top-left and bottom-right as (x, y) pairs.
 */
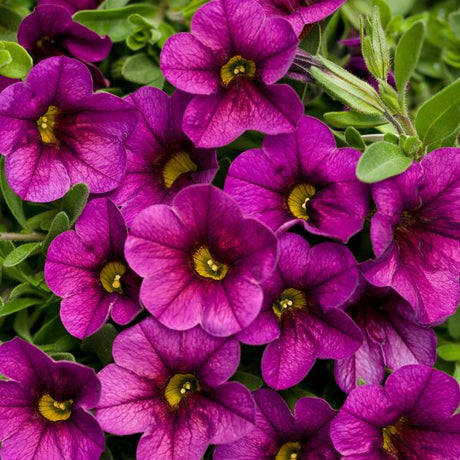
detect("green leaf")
(448, 309), (460, 340)
(0, 41), (33, 78)
(81, 324), (118, 365)
(324, 111), (387, 128)
(0, 49), (12, 67)
(9, 282), (42, 300)
(13, 310), (33, 341)
(385, 0), (415, 16)
(345, 127), (366, 151)
(42, 211), (70, 253)
(50, 352), (76, 362)
(415, 78), (460, 149)
(3, 242), (41, 267)
(394, 21), (425, 93)
(61, 183), (89, 226)
(449, 12), (460, 41)
(438, 344), (460, 362)
(299, 23), (321, 55)
(357, 141), (412, 183)
(98, 0), (129, 9)
(0, 297), (40, 317)
(73, 4), (156, 42)
(0, 157), (28, 229)
(0, 6), (22, 41)
(231, 371), (263, 391)
(372, 0), (392, 28)
(121, 53), (164, 87)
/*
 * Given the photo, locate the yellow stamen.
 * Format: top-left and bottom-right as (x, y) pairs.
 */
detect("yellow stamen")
(162, 152), (197, 189)
(275, 441), (302, 460)
(191, 246), (228, 281)
(38, 393), (73, 422)
(100, 261), (127, 294)
(382, 417), (408, 457)
(37, 105), (61, 145)
(164, 373), (200, 409)
(272, 288), (307, 319)
(221, 55), (256, 87)
(287, 183), (316, 220)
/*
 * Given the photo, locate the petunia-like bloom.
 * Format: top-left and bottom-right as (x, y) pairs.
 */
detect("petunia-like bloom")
(109, 88), (218, 226)
(96, 317), (256, 460)
(225, 115), (370, 242)
(0, 56), (136, 202)
(38, 0), (102, 14)
(331, 364), (460, 458)
(255, 0), (346, 36)
(237, 232), (362, 389)
(334, 284), (436, 393)
(215, 388), (339, 459)
(0, 338), (104, 460)
(160, 0), (303, 148)
(125, 184), (278, 337)
(18, 5), (111, 88)
(45, 198), (142, 339)
(362, 147), (460, 324)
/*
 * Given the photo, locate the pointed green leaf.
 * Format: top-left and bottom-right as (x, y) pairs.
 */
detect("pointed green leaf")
(0, 297), (40, 317)
(231, 371), (263, 391)
(357, 141), (412, 183)
(324, 111), (387, 128)
(415, 78), (460, 149)
(3, 242), (41, 267)
(61, 183), (89, 226)
(42, 211), (70, 253)
(394, 21), (425, 93)
(345, 127), (366, 151)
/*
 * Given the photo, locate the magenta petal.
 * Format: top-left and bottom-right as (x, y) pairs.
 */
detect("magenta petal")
(202, 382), (256, 443)
(262, 312), (316, 389)
(96, 364), (159, 435)
(161, 33), (221, 94)
(183, 82), (303, 148)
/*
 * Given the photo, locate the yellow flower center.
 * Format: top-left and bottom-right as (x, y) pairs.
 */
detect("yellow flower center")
(382, 417), (408, 457)
(272, 288), (307, 318)
(275, 441), (302, 460)
(287, 183), (316, 220)
(37, 105), (61, 145)
(161, 152), (197, 189)
(220, 55), (256, 87)
(164, 373), (201, 409)
(100, 261), (127, 294)
(191, 246), (228, 281)
(38, 393), (73, 422)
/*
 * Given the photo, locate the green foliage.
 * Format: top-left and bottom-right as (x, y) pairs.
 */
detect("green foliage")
(394, 21), (426, 93)
(345, 127), (366, 151)
(121, 53), (164, 87)
(0, 41), (32, 78)
(438, 344), (460, 362)
(415, 78), (460, 150)
(42, 212), (70, 254)
(231, 371), (263, 391)
(324, 111), (388, 128)
(357, 141), (412, 183)
(81, 324), (118, 366)
(3, 242), (41, 267)
(61, 183), (89, 226)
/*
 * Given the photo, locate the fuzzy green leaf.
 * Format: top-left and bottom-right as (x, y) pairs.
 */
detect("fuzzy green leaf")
(3, 242), (41, 267)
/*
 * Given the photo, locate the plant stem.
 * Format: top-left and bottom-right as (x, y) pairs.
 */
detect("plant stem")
(0, 232), (45, 242)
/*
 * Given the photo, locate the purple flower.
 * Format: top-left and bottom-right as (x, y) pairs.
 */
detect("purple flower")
(38, 0), (102, 14)
(0, 56), (136, 202)
(18, 5), (111, 88)
(96, 317), (256, 459)
(334, 285), (436, 393)
(109, 88), (218, 226)
(0, 338), (104, 460)
(255, 0), (346, 36)
(215, 388), (339, 459)
(331, 364), (460, 458)
(225, 115), (370, 242)
(125, 184), (278, 336)
(45, 198), (142, 339)
(160, 0), (303, 147)
(0, 76), (19, 93)
(363, 148), (460, 324)
(237, 233), (362, 389)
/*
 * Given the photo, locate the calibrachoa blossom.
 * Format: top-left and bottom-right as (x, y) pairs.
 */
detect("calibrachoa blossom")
(96, 317), (256, 459)
(331, 364), (460, 458)
(334, 284), (436, 393)
(125, 184), (278, 337)
(45, 198), (142, 339)
(109, 88), (218, 226)
(0, 56), (136, 202)
(18, 5), (111, 88)
(255, 0), (346, 36)
(38, 0), (102, 14)
(237, 232), (362, 389)
(0, 338), (104, 460)
(215, 388), (339, 459)
(160, 0), (303, 147)
(363, 147), (460, 324)
(225, 115), (370, 242)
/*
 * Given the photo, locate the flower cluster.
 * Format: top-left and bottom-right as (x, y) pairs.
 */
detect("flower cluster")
(0, 0), (459, 459)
